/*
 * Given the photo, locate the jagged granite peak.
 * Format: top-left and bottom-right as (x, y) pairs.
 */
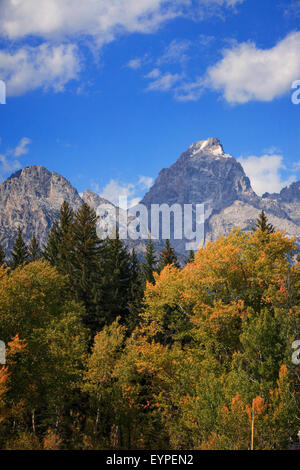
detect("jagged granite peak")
(262, 181), (300, 227)
(141, 138), (300, 252)
(263, 181), (300, 202)
(0, 166), (83, 254)
(142, 138), (258, 212)
(187, 137), (232, 159)
(82, 189), (115, 210)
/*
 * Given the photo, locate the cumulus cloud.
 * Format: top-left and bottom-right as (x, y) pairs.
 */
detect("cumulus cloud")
(146, 72), (182, 91)
(0, 0), (243, 43)
(0, 43), (80, 96)
(0, 137), (32, 177)
(157, 39), (192, 65)
(92, 175), (154, 209)
(0, 0), (245, 96)
(13, 137), (31, 157)
(147, 31), (300, 104)
(238, 153), (296, 196)
(127, 58), (143, 70)
(205, 31), (300, 104)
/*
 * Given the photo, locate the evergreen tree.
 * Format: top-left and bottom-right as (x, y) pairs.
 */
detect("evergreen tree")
(43, 201), (74, 275)
(71, 203), (104, 336)
(101, 232), (132, 326)
(253, 210), (275, 234)
(127, 249), (144, 331)
(158, 239), (180, 273)
(10, 227), (29, 269)
(186, 250), (195, 264)
(142, 238), (157, 284)
(0, 244), (6, 266)
(28, 235), (41, 262)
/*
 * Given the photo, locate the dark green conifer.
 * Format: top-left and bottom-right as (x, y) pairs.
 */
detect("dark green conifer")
(10, 227), (29, 269)
(158, 239), (180, 273)
(127, 249), (144, 331)
(0, 243), (6, 266)
(43, 201), (74, 275)
(186, 250), (195, 264)
(72, 203), (104, 335)
(28, 234), (41, 262)
(253, 210), (275, 234)
(142, 238), (157, 284)
(101, 231), (132, 326)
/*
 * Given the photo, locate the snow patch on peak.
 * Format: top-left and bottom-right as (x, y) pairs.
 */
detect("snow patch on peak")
(188, 138), (233, 159)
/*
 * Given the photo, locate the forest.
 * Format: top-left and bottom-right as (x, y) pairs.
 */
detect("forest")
(0, 203), (299, 450)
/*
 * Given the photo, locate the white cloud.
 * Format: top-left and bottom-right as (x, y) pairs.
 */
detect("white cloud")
(205, 31), (300, 104)
(238, 153), (296, 196)
(146, 72), (182, 91)
(92, 175), (154, 208)
(0, 137), (32, 176)
(127, 58), (143, 70)
(157, 39), (192, 65)
(145, 68), (161, 79)
(0, 1), (243, 43)
(138, 175), (154, 189)
(14, 137), (31, 157)
(0, 0), (245, 96)
(0, 43), (80, 96)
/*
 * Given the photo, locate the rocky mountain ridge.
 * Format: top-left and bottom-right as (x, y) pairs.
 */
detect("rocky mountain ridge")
(0, 138), (299, 257)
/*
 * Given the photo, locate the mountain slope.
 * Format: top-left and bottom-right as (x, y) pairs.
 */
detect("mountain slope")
(141, 138), (300, 252)
(0, 139), (299, 258)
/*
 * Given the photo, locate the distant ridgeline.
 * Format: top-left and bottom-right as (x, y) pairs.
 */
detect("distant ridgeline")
(0, 138), (299, 258)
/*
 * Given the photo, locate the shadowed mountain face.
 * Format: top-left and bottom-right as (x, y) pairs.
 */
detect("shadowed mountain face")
(0, 138), (299, 258)
(142, 138), (258, 211)
(141, 138), (300, 253)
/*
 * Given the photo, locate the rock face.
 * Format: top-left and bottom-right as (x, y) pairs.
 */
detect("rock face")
(0, 138), (299, 259)
(141, 138), (300, 252)
(142, 138), (258, 211)
(262, 181), (300, 226)
(0, 166), (83, 254)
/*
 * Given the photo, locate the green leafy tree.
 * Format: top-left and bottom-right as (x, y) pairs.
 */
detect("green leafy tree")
(10, 227), (28, 269)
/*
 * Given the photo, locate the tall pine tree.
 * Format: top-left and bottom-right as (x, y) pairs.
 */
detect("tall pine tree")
(28, 235), (41, 262)
(0, 244), (5, 266)
(101, 231), (132, 326)
(10, 227), (29, 269)
(158, 239), (180, 273)
(71, 203), (104, 335)
(253, 210), (275, 234)
(127, 248), (144, 332)
(142, 238), (157, 284)
(44, 201), (74, 275)
(186, 250), (195, 264)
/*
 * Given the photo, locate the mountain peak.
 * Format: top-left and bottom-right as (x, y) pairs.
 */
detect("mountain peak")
(187, 137), (232, 159)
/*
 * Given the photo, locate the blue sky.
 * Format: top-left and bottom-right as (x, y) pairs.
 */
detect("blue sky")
(0, 0), (299, 206)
